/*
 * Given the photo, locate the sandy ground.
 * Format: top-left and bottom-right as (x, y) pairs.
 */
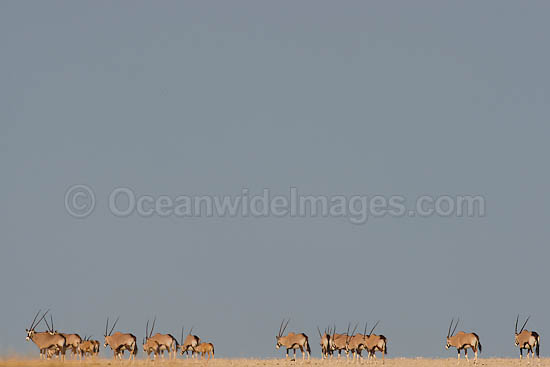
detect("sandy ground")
(0, 358), (547, 367)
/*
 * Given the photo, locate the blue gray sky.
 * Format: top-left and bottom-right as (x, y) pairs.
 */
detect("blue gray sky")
(2, 1), (549, 359)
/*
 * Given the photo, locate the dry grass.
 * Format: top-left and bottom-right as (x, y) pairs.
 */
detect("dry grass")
(0, 358), (547, 367)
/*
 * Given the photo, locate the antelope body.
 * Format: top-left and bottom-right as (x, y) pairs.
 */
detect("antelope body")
(44, 315), (82, 359)
(445, 319), (482, 364)
(194, 342), (215, 360)
(275, 319), (311, 361)
(515, 315), (540, 361)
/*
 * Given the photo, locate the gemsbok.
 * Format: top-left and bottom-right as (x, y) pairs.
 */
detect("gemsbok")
(145, 317), (179, 359)
(346, 323), (369, 362)
(25, 310), (66, 360)
(317, 326), (332, 359)
(194, 342), (215, 361)
(44, 314), (82, 360)
(363, 321), (388, 363)
(103, 317), (137, 360)
(180, 326), (201, 358)
(79, 336), (94, 359)
(445, 318), (482, 364)
(330, 324), (352, 360)
(275, 319), (311, 361)
(143, 337), (161, 361)
(515, 315), (540, 362)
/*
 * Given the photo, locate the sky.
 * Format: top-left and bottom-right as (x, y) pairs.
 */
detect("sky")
(1, 0), (550, 359)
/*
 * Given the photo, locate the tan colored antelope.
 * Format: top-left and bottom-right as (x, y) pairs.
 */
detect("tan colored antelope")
(103, 317), (137, 360)
(317, 326), (332, 359)
(194, 342), (215, 361)
(145, 317), (179, 359)
(25, 310), (67, 360)
(445, 319), (482, 364)
(346, 323), (370, 362)
(275, 319), (311, 361)
(365, 321), (388, 364)
(143, 337), (161, 360)
(44, 314), (82, 360)
(515, 315), (540, 362)
(79, 337), (96, 359)
(179, 326), (201, 358)
(330, 324), (352, 360)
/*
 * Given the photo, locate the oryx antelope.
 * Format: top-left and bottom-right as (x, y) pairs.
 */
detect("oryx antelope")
(79, 336), (97, 359)
(515, 315), (540, 361)
(317, 326), (332, 359)
(145, 317), (179, 359)
(179, 326), (201, 358)
(44, 314), (82, 360)
(25, 310), (66, 360)
(103, 317), (137, 360)
(194, 342), (215, 360)
(143, 338), (161, 360)
(445, 319), (482, 364)
(330, 324), (352, 360)
(346, 323), (370, 362)
(363, 321), (388, 364)
(275, 319), (311, 361)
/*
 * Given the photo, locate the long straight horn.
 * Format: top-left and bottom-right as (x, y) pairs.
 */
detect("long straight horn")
(145, 320), (149, 341)
(515, 315), (519, 334)
(317, 326), (322, 338)
(50, 315), (54, 332)
(181, 326), (184, 345)
(33, 310), (49, 331)
(520, 316), (530, 333)
(109, 316), (119, 336)
(451, 318), (459, 337)
(44, 316), (51, 332)
(149, 316), (156, 338)
(278, 320), (284, 337)
(29, 310), (41, 330)
(105, 318), (109, 337)
(369, 320), (380, 336)
(363, 322), (368, 339)
(281, 318), (290, 335)
(447, 319), (454, 338)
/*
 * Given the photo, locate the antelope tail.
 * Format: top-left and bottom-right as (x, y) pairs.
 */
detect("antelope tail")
(536, 336), (540, 358)
(306, 339), (311, 354)
(384, 341), (388, 355)
(478, 339), (482, 354)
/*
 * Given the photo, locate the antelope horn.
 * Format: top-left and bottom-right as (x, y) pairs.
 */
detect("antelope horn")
(281, 318), (290, 336)
(451, 318), (459, 337)
(369, 320), (380, 336)
(50, 315), (54, 332)
(44, 316), (52, 332)
(447, 318), (453, 338)
(317, 326), (322, 338)
(29, 310), (41, 330)
(189, 326), (194, 335)
(520, 315), (530, 333)
(150, 316), (156, 338)
(105, 317), (109, 337)
(145, 320), (149, 341)
(363, 322), (368, 340)
(181, 326), (184, 345)
(515, 315), (519, 334)
(33, 310), (49, 331)
(109, 316), (119, 336)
